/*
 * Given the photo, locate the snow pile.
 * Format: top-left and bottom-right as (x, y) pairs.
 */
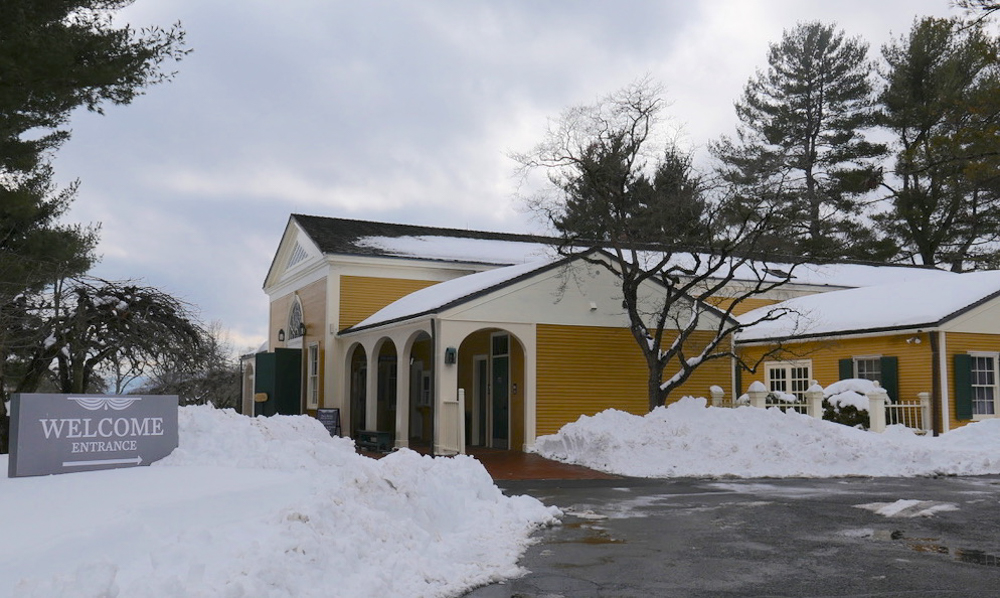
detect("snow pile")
(535, 397), (1000, 478)
(1, 406), (558, 597)
(824, 378), (878, 411)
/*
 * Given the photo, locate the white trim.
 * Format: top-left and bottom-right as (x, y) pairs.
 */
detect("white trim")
(738, 327), (934, 347)
(306, 342), (320, 410)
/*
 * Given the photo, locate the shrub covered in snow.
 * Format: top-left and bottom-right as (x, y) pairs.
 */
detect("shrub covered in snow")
(823, 378), (878, 428)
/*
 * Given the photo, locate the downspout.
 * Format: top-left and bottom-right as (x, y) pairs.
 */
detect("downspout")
(930, 330), (945, 436)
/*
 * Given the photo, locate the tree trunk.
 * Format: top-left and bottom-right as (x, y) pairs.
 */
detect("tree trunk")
(647, 360), (667, 412)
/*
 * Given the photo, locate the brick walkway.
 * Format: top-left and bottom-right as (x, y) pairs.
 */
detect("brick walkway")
(359, 445), (618, 481)
(464, 447), (619, 481)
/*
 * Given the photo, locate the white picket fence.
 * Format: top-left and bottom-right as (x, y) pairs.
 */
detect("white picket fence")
(711, 383), (931, 434)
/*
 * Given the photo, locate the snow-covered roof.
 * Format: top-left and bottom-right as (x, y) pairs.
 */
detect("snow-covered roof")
(346, 259), (560, 332)
(777, 260), (953, 289)
(292, 214), (953, 288)
(292, 214), (552, 266)
(625, 251), (953, 289)
(355, 235), (550, 265)
(737, 270), (1000, 342)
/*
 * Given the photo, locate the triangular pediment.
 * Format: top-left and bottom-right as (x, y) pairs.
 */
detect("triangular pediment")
(263, 217), (324, 290)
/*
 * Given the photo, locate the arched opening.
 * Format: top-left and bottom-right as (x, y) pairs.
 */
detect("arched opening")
(407, 332), (434, 449)
(348, 344), (367, 436)
(375, 340), (397, 437)
(458, 328), (526, 450)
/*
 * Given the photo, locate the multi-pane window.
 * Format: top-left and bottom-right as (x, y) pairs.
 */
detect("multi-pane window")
(765, 361), (811, 401)
(854, 357), (881, 383)
(971, 354), (996, 416)
(307, 343), (320, 409)
(289, 300), (304, 339)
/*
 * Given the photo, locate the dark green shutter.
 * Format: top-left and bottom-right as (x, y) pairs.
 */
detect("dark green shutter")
(954, 354), (973, 421)
(735, 366), (743, 397)
(880, 356), (899, 404)
(839, 358), (853, 380)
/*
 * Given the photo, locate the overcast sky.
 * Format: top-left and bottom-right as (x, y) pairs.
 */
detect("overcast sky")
(52, 0), (960, 352)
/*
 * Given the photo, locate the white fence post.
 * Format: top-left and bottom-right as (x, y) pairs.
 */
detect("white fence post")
(805, 381), (824, 419)
(918, 392), (931, 433)
(867, 382), (888, 433)
(748, 381), (767, 409)
(710, 385), (725, 408)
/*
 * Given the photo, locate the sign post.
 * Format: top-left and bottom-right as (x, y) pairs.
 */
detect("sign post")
(316, 407), (342, 437)
(8, 394), (179, 478)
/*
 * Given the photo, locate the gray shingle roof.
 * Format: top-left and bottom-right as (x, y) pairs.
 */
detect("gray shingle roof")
(292, 214), (554, 258)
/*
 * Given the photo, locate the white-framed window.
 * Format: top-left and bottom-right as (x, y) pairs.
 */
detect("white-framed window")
(307, 342), (320, 409)
(854, 356), (881, 383)
(764, 360), (812, 401)
(970, 352), (998, 417)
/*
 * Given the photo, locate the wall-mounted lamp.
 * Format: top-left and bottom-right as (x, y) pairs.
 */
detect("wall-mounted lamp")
(444, 347), (457, 365)
(906, 335), (922, 344)
(277, 329), (286, 342)
(298, 322), (306, 336)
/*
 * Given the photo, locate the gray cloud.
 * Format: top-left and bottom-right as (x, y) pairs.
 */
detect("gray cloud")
(51, 0), (959, 348)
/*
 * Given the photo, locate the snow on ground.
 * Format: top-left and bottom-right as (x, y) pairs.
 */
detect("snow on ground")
(0, 407), (559, 598)
(856, 500), (960, 518)
(535, 397), (1000, 478)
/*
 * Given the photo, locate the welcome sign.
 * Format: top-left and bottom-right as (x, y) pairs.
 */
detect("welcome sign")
(8, 394), (179, 478)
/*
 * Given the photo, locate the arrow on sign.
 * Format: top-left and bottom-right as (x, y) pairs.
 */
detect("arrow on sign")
(63, 456), (144, 467)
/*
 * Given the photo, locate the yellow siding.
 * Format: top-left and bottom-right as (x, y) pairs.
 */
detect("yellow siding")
(709, 296), (781, 317)
(269, 295), (292, 349)
(339, 276), (439, 329)
(737, 334), (934, 403)
(535, 325), (733, 436)
(943, 332), (1000, 430)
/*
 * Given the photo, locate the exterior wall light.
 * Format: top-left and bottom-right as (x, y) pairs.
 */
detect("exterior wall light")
(278, 329), (286, 342)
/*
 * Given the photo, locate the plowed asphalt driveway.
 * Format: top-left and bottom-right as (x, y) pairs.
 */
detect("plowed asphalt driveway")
(464, 475), (1000, 597)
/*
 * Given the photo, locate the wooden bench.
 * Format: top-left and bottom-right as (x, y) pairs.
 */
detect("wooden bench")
(356, 430), (392, 452)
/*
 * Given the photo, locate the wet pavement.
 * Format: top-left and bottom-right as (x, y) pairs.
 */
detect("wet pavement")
(464, 476), (1000, 597)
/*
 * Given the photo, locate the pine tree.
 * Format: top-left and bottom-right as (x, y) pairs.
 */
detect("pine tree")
(713, 21), (888, 259)
(875, 17), (1000, 271)
(0, 0), (187, 451)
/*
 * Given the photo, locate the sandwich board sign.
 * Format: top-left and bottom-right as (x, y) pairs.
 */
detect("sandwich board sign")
(8, 393), (179, 478)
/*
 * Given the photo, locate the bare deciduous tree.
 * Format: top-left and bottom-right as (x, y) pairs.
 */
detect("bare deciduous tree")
(513, 78), (802, 411)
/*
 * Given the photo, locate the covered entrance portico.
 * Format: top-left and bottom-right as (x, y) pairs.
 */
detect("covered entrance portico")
(339, 317), (535, 455)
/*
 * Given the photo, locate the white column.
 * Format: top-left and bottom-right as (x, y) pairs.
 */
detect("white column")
(805, 381), (824, 419)
(867, 382), (888, 433)
(710, 385), (725, 408)
(747, 381), (768, 409)
(394, 348), (410, 449)
(918, 392), (932, 434)
(365, 349), (378, 431)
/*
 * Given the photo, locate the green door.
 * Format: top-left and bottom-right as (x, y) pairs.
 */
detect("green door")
(491, 334), (510, 449)
(253, 348), (302, 417)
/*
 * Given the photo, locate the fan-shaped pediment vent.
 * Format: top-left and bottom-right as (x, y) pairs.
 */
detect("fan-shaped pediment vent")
(287, 243), (308, 268)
